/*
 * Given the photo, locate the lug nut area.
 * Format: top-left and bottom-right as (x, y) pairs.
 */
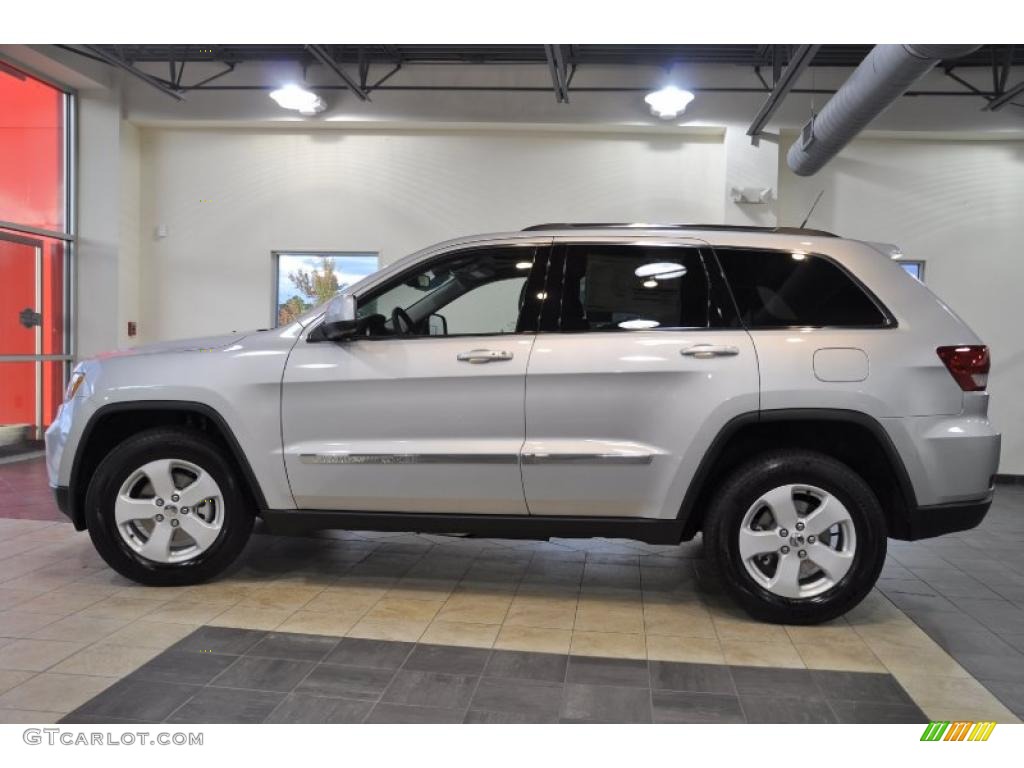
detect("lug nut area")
(779, 528), (789, 537)
(180, 507), (189, 514)
(170, 519), (180, 528)
(795, 521), (805, 531)
(807, 535), (816, 544)
(798, 549), (807, 559)
(171, 494), (180, 502)
(155, 513), (164, 522)
(780, 545), (790, 554)
(155, 498), (164, 507)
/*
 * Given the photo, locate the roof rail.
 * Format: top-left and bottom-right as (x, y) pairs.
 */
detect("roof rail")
(520, 223), (839, 237)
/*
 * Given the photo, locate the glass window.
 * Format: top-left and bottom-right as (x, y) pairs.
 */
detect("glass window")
(0, 67), (66, 232)
(717, 249), (889, 328)
(899, 260), (925, 281)
(558, 245), (711, 332)
(357, 247), (541, 337)
(274, 252), (378, 327)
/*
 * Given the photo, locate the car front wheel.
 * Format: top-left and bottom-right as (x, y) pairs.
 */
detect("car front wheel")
(84, 427), (253, 586)
(705, 449), (887, 624)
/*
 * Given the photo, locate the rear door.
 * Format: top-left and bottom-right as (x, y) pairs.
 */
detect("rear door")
(521, 237), (759, 519)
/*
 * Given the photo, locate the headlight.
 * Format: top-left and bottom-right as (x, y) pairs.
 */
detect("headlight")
(65, 372), (86, 402)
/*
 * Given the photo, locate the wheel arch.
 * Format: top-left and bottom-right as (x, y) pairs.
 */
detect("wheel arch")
(66, 401), (268, 530)
(678, 408), (919, 541)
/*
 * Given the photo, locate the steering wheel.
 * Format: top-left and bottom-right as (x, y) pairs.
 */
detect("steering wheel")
(391, 306), (415, 336)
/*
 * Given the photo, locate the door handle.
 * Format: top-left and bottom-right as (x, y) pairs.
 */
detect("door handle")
(457, 349), (514, 364)
(680, 344), (740, 359)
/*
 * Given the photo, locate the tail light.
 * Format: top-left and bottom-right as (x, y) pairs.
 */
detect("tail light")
(936, 345), (989, 392)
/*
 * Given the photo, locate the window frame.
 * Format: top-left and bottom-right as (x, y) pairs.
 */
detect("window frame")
(541, 240), (739, 334)
(348, 243), (552, 341)
(710, 245), (898, 331)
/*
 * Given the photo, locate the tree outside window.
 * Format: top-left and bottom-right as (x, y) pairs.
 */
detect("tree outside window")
(274, 252), (379, 326)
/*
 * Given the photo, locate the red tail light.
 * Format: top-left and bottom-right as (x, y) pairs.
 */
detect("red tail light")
(937, 345), (990, 392)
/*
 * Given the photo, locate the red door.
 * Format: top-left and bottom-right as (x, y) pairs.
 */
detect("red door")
(0, 233), (45, 446)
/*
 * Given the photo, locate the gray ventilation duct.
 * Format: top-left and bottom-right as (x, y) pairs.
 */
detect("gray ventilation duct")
(787, 44), (981, 176)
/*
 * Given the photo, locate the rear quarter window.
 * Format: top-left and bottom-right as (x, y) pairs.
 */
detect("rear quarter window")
(716, 249), (890, 328)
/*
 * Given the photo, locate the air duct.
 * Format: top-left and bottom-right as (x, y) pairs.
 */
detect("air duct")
(787, 44), (981, 176)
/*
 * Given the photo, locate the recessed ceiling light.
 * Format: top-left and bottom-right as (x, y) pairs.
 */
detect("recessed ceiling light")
(791, 251), (807, 261)
(643, 279), (658, 288)
(644, 86), (695, 119)
(619, 319), (660, 330)
(270, 84), (326, 115)
(515, 261), (533, 270)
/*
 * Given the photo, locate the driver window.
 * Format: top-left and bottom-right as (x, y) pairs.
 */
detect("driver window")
(357, 246), (541, 337)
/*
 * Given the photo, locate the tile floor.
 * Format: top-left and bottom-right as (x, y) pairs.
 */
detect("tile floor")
(60, 627), (929, 724)
(0, 456), (1021, 724)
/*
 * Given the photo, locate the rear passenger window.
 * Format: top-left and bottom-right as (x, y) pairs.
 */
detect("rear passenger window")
(560, 245), (713, 331)
(717, 249), (889, 328)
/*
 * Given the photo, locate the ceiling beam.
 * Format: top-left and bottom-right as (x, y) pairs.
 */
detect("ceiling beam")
(543, 44), (570, 103)
(746, 44), (820, 139)
(985, 78), (1024, 111)
(306, 45), (370, 101)
(84, 45), (185, 101)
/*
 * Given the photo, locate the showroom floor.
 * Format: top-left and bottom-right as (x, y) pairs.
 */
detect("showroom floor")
(0, 457), (1021, 724)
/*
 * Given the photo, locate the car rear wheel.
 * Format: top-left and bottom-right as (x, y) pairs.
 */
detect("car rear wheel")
(705, 449), (887, 624)
(84, 427), (253, 586)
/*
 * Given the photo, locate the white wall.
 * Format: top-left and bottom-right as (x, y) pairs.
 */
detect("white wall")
(75, 90), (122, 359)
(137, 127), (725, 341)
(118, 120), (141, 348)
(779, 136), (1024, 474)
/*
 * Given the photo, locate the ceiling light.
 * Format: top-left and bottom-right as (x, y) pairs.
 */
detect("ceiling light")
(270, 84), (326, 115)
(619, 319), (660, 330)
(791, 251), (807, 261)
(644, 86), (695, 119)
(515, 261), (533, 270)
(635, 262), (687, 280)
(643, 279), (658, 288)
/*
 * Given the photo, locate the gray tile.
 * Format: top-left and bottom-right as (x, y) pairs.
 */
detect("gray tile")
(829, 700), (928, 724)
(956, 652), (1024, 684)
(132, 650), (238, 686)
(76, 678), (200, 722)
(565, 656), (649, 688)
(264, 693), (373, 723)
(402, 643), (491, 675)
(652, 690), (745, 723)
(246, 632), (340, 662)
(210, 656), (315, 692)
(924, 627), (1019, 656)
(382, 669), (479, 710)
(166, 687), (284, 724)
(483, 649), (568, 683)
(811, 671), (915, 705)
(1003, 634), (1024, 654)
(650, 661), (735, 695)
(561, 683), (652, 723)
(470, 677), (563, 718)
(464, 709), (559, 723)
(740, 695), (836, 724)
(730, 666), (820, 699)
(982, 680), (1024, 717)
(295, 663), (395, 700)
(170, 626), (266, 655)
(366, 702), (465, 723)
(324, 638), (414, 669)
(60, 714), (153, 724)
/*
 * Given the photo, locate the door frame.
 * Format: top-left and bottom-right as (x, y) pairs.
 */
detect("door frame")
(0, 230), (72, 439)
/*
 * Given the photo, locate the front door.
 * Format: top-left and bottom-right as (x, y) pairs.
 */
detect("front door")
(522, 239), (759, 519)
(282, 242), (549, 514)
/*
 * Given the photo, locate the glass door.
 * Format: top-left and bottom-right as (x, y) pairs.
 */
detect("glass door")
(0, 231), (66, 453)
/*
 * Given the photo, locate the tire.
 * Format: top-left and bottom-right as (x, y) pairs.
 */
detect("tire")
(84, 427), (253, 586)
(704, 449), (887, 624)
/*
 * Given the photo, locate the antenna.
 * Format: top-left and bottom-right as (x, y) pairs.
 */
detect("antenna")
(800, 190), (825, 228)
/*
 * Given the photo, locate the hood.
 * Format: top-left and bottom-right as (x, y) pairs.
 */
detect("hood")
(94, 331), (255, 359)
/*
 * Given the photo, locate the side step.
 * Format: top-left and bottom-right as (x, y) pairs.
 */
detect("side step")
(261, 509), (687, 545)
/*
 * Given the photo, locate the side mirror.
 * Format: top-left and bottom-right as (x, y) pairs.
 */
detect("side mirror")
(308, 294), (359, 342)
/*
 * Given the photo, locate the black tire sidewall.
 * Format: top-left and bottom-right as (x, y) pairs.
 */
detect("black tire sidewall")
(708, 451), (887, 624)
(85, 428), (253, 586)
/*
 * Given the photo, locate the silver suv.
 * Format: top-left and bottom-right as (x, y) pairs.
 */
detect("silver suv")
(45, 224), (1000, 624)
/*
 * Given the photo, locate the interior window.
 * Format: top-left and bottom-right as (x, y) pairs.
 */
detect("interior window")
(559, 245), (711, 331)
(357, 247), (540, 337)
(717, 249), (889, 328)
